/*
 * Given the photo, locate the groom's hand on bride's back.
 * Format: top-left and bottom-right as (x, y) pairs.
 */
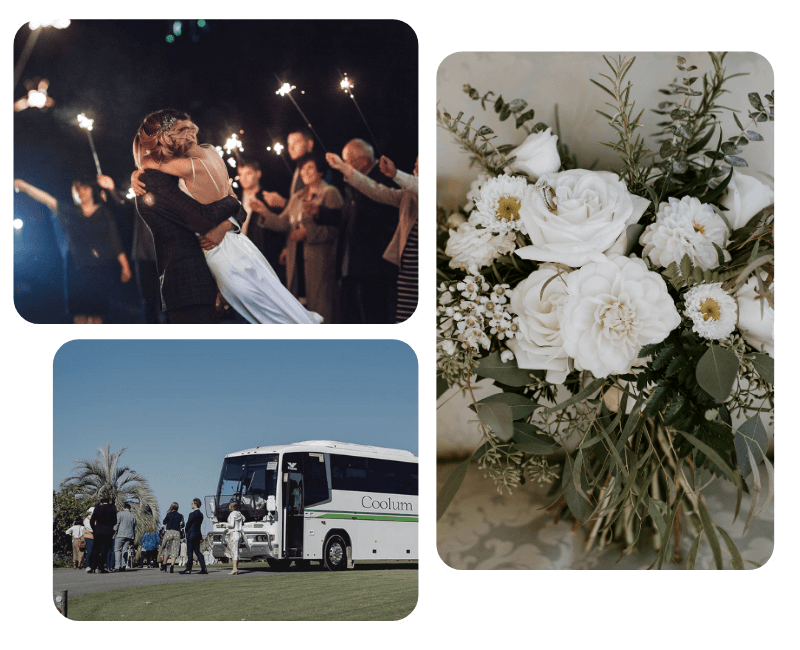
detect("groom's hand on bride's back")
(199, 220), (235, 250)
(130, 169), (147, 196)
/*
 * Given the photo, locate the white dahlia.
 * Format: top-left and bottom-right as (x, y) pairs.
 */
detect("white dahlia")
(445, 219), (517, 272)
(641, 196), (729, 270)
(683, 283), (737, 340)
(561, 255), (681, 378)
(472, 173), (530, 234)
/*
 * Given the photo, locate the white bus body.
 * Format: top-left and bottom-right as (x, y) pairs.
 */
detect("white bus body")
(206, 440), (418, 570)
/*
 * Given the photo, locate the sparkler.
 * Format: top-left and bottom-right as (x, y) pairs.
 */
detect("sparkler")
(77, 113), (102, 175)
(266, 142), (293, 173)
(274, 75), (328, 152)
(339, 72), (382, 158)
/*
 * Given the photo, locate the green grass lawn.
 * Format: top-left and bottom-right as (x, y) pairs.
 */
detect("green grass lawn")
(67, 565), (418, 621)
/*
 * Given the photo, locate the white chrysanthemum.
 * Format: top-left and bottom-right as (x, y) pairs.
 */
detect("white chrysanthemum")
(464, 173), (490, 212)
(683, 283), (737, 340)
(641, 196), (729, 270)
(445, 220), (516, 272)
(561, 255), (681, 378)
(472, 173), (529, 234)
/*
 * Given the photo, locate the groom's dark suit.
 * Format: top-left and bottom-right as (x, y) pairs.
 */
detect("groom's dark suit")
(134, 170), (245, 319)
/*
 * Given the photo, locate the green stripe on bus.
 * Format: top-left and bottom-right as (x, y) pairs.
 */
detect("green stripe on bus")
(316, 513), (418, 522)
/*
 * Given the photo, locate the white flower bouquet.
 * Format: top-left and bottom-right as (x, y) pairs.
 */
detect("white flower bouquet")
(437, 53), (774, 568)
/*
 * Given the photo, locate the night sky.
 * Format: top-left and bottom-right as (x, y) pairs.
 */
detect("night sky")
(13, 19), (418, 322)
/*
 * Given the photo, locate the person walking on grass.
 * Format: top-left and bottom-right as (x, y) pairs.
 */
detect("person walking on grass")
(160, 502), (184, 573)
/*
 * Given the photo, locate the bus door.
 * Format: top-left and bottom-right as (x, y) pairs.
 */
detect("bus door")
(283, 470), (304, 558)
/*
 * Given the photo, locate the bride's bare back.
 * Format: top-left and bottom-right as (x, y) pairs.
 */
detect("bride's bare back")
(152, 143), (232, 205)
(178, 144), (232, 204)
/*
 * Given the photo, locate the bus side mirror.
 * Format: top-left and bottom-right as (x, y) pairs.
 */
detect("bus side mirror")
(267, 495), (277, 513)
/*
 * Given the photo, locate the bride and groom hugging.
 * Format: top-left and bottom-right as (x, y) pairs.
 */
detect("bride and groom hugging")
(131, 108), (320, 325)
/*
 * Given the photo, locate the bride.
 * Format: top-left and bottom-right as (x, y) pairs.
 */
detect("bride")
(131, 109), (320, 324)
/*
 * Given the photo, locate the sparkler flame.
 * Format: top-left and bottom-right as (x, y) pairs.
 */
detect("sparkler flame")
(340, 76), (354, 93)
(273, 143), (284, 155)
(223, 133), (243, 154)
(276, 82), (296, 96)
(77, 113), (94, 131)
(28, 19), (71, 30)
(27, 89), (47, 108)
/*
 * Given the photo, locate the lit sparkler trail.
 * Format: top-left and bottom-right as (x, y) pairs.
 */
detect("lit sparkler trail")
(266, 128), (293, 174)
(77, 113), (102, 175)
(339, 72), (382, 158)
(273, 74), (328, 153)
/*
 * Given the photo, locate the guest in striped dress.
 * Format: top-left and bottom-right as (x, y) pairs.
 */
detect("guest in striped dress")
(325, 153), (418, 322)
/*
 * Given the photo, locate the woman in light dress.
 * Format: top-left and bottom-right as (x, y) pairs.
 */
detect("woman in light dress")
(131, 109), (320, 324)
(224, 502), (246, 575)
(160, 502), (184, 574)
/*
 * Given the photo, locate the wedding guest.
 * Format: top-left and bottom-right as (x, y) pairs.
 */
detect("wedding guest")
(265, 153), (342, 322)
(14, 177), (132, 323)
(113, 502), (137, 572)
(327, 153), (418, 322)
(329, 139), (399, 324)
(65, 519), (85, 569)
(262, 130), (316, 210)
(237, 159), (286, 285)
(82, 507), (95, 572)
(139, 526), (160, 568)
(161, 502), (184, 573)
(180, 498), (208, 575)
(89, 494), (118, 573)
(224, 502), (245, 575)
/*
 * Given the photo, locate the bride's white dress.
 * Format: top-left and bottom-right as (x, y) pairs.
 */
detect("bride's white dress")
(178, 152), (321, 324)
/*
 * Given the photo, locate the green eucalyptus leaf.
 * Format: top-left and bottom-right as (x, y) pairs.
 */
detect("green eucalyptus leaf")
(470, 393), (539, 420)
(750, 353), (774, 384)
(474, 351), (535, 387)
(513, 422), (559, 454)
(696, 345), (740, 402)
(748, 92), (764, 111)
(697, 497), (724, 570)
(715, 525), (745, 569)
(436, 375), (450, 400)
(475, 402), (514, 441)
(734, 414), (768, 479)
(437, 456), (471, 521)
(745, 130), (764, 142)
(725, 155), (748, 167)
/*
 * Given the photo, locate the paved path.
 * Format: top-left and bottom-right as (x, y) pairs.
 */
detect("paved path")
(53, 564), (295, 598)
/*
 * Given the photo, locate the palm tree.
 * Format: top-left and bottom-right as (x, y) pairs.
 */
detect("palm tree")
(59, 443), (160, 539)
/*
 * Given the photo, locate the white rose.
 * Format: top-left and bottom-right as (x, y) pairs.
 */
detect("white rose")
(736, 275), (774, 357)
(464, 173), (490, 212)
(561, 256), (680, 377)
(446, 212), (467, 229)
(506, 266), (570, 384)
(516, 169), (650, 268)
(510, 128), (561, 180)
(718, 171), (774, 231)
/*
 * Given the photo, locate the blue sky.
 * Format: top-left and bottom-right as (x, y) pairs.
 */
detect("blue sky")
(53, 340), (417, 532)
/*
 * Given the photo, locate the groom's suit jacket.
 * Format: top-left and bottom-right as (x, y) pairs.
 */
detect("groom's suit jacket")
(134, 170), (245, 312)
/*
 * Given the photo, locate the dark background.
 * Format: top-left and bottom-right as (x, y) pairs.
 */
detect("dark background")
(13, 19), (418, 322)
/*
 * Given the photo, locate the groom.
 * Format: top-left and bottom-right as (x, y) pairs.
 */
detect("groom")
(133, 169), (246, 324)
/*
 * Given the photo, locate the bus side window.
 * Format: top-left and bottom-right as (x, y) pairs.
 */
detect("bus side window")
(303, 453), (331, 506)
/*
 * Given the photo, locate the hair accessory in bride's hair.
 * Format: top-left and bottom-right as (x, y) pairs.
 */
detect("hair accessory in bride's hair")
(159, 115), (178, 134)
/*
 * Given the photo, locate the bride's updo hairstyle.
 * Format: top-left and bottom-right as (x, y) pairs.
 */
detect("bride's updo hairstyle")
(133, 109), (199, 168)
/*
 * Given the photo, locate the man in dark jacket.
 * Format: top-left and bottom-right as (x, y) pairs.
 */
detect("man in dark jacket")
(89, 495), (118, 573)
(133, 170), (246, 324)
(180, 498), (208, 574)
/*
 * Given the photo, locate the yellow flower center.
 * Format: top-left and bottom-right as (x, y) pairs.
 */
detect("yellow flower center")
(693, 222), (706, 234)
(699, 297), (721, 321)
(496, 196), (521, 222)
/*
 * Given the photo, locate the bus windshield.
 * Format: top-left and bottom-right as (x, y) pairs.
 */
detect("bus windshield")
(214, 454), (279, 522)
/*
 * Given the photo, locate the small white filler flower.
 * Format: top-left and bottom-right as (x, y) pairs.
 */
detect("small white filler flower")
(683, 283), (737, 340)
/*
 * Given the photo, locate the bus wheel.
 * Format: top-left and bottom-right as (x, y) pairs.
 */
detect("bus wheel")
(324, 535), (348, 571)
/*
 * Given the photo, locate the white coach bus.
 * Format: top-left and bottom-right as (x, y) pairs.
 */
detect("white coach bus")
(206, 440), (418, 571)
